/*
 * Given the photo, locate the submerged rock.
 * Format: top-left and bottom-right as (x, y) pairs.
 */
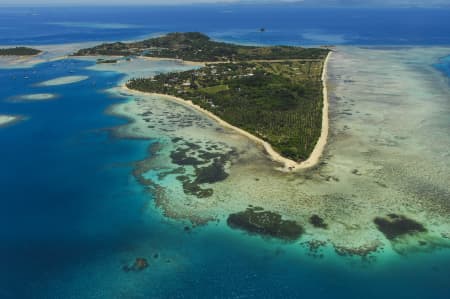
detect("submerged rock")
(176, 175), (214, 198)
(334, 240), (382, 257)
(374, 214), (426, 240)
(309, 214), (328, 229)
(194, 159), (229, 184)
(302, 239), (327, 258)
(123, 257), (149, 272)
(227, 207), (304, 241)
(170, 149), (203, 166)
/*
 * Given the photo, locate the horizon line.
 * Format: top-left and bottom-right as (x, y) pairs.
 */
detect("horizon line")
(0, 2), (449, 8)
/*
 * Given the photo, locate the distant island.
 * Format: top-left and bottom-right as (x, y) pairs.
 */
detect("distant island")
(0, 114), (23, 128)
(74, 32), (327, 62)
(0, 47), (41, 56)
(76, 32), (331, 167)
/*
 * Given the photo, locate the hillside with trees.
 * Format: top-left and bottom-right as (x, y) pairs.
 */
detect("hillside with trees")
(0, 47), (41, 56)
(74, 32), (329, 62)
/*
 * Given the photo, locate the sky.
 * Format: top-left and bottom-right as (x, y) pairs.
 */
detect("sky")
(0, 0), (449, 7)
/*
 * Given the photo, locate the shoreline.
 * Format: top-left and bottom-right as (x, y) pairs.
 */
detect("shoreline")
(140, 56), (206, 66)
(119, 52), (331, 172)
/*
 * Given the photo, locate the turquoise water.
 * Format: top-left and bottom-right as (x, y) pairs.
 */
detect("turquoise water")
(0, 6), (450, 299)
(436, 55), (450, 78)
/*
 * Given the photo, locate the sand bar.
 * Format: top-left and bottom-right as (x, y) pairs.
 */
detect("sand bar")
(37, 75), (89, 86)
(0, 115), (23, 127)
(14, 93), (58, 101)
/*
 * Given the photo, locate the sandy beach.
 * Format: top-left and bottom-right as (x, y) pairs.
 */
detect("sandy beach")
(296, 51), (331, 169)
(120, 52), (331, 172)
(141, 56), (206, 67)
(0, 53), (45, 69)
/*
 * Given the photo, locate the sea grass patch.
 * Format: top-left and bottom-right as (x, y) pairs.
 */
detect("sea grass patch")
(374, 214), (426, 240)
(176, 175), (214, 198)
(170, 148), (203, 166)
(194, 160), (229, 184)
(309, 214), (328, 229)
(227, 207), (304, 241)
(170, 140), (236, 198)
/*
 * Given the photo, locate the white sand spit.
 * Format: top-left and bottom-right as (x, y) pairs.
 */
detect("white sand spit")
(37, 75), (88, 86)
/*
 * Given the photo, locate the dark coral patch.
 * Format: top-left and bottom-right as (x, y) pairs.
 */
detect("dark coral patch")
(170, 142), (236, 198)
(374, 214), (426, 240)
(309, 214), (328, 229)
(123, 257), (149, 272)
(302, 240), (327, 258)
(176, 175), (213, 198)
(194, 160), (229, 184)
(227, 207), (304, 241)
(170, 149), (203, 166)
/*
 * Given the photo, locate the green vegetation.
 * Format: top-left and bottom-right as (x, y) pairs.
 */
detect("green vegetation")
(74, 32), (329, 62)
(127, 59), (326, 161)
(0, 47), (41, 56)
(78, 32), (329, 162)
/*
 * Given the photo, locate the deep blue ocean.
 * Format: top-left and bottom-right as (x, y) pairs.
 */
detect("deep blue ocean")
(1, 6), (450, 46)
(0, 5), (450, 299)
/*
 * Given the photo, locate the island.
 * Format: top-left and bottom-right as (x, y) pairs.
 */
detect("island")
(76, 32), (331, 168)
(73, 32), (328, 62)
(0, 115), (23, 128)
(0, 47), (41, 56)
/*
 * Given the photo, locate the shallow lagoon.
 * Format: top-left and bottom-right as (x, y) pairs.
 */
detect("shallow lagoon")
(111, 47), (450, 255)
(0, 45), (449, 299)
(0, 44), (449, 298)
